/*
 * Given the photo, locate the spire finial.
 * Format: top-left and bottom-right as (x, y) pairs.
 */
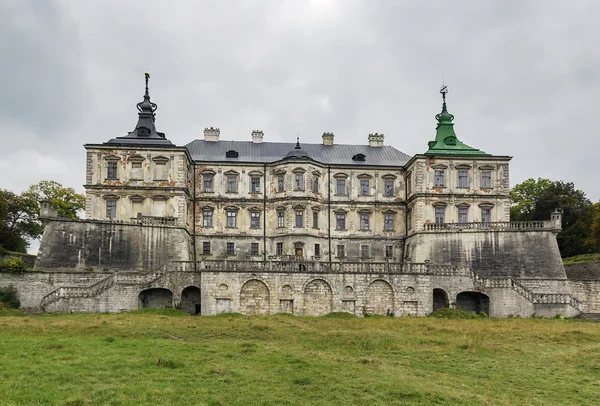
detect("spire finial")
(440, 85), (448, 109)
(295, 135), (301, 149)
(144, 71), (150, 97)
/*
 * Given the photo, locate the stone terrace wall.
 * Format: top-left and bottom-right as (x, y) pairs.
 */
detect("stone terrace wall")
(35, 219), (192, 272)
(566, 262), (600, 313)
(405, 230), (566, 279)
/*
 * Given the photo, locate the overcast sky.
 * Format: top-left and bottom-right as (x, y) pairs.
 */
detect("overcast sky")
(1, 0), (599, 204)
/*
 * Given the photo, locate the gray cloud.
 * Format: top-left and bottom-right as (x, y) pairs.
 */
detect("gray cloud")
(0, 0), (598, 205)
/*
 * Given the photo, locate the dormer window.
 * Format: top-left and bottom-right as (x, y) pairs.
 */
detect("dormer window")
(226, 150), (239, 158)
(352, 153), (366, 162)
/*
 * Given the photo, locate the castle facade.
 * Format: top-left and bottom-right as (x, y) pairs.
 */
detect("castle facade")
(3, 74), (597, 318)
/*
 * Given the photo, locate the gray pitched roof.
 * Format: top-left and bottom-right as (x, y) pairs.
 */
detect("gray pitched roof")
(184, 140), (411, 166)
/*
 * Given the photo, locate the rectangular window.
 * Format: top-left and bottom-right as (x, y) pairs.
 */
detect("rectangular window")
(202, 241), (210, 255)
(384, 180), (394, 197)
(337, 245), (345, 258)
(458, 170), (468, 188)
(250, 211), (261, 229)
(481, 171), (492, 188)
(435, 207), (445, 224)
(481, 208), (491, 223)
(107, 162), (118, 180)
(203, 210), (213, 227)
(407, 175), (412, 194)
(314, 243), (320, 257)
(336, 179), (345, 196)
(336, 213), (346, 230)
(227, 176), (237, 193)
(295, 210), (304, 228)
(385, 245), (393, 258)
(434, 170), (445, 187)
(295, 174), (304, 190)
(203, 174), (213, 192)
(384, 214), (394, 231)
(277, 211), (285, 228)
(226, 242), (235, 255)
(360, 245), (370, 259)
(407, 210), (412, 230)
(226, 211), (237, 228)
(251, 243), (259, 256)
(360, 214), (370, 231)
(360, 179), (369, 196)
(251, 177), (261, 193)
(312, 211), (318, 228)
(312, 177), (319, 193)
(276, 242), (283, 256)
(132, 161), (142, 169)
(277, 175), (285, 192)
(106, 200), (117, 219)
(458, 207), (468, 224)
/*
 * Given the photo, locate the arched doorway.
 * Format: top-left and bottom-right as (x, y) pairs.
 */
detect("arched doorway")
(138, 288), (173, 309)
(239, 279), (270, 315)
(433, 289), (449, 312)
(366, 280), (394, 316)
(181, 286), (201, 315)
(456, 292), (490, 314)
(304, 279), (332, 316)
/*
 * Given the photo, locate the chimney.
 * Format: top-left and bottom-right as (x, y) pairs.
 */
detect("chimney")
(204, 127), (220, 142)
(368, 133), (384, 147)
(322, 132), (334, 146)
(252, 130), (264, 144)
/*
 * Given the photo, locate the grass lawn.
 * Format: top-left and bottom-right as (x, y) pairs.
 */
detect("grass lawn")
(0, 310), (599, 405)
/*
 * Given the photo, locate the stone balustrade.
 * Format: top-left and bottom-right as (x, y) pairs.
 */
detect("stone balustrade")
(197, 259), (463, 275)
(422, 220), (556, 232)
(138, 215), (178, 226)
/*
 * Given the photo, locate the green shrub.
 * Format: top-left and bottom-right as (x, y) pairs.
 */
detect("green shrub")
(0, 256), (27, 273)
(429, 308), (488, 319)
(0, 286), (20, 309)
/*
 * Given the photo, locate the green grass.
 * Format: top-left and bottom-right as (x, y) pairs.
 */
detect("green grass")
(563, 253), (600, 264)
(0, 312), (599, 405)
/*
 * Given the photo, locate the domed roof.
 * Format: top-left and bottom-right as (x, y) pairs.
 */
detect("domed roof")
(284, 137), (311, 160)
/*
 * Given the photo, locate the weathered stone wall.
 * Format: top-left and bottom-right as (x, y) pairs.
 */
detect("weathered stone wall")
(405, 230), (566, 279)
(566, 262), (600, 313)
(405, 156), (511, 231)
(85, 146), (190, 225)
(194, 161), (405, 261)
(35, 219), (191, 272)
(1, 266), (583, 317)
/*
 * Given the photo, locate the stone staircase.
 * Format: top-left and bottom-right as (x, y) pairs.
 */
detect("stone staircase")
(39, 272), (166, 310)
(469, 267), (584, 312)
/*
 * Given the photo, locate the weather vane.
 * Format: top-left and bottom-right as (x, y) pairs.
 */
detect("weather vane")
(440, 85), (448, 103)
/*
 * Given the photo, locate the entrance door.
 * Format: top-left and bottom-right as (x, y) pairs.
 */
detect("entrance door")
(295, 247), (303, 258)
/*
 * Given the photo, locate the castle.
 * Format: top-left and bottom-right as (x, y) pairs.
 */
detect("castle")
(3, 73), (598, 318)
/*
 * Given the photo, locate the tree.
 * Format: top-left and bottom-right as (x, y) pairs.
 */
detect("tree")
(590, 202), (600, 252)
(509, 178), (552, 221)
(23, 180), (85, 219)
(0, 190), (42, 252)
(0, 181), (85, 253)
(510, 178), (594, 257)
